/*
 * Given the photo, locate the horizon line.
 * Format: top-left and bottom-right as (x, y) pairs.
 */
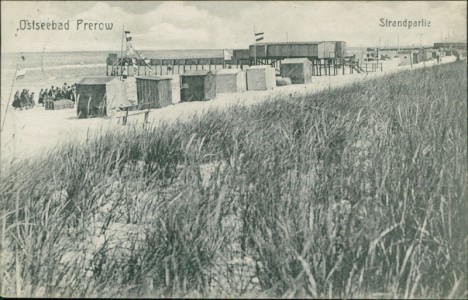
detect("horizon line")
(2, 42), (465, 54)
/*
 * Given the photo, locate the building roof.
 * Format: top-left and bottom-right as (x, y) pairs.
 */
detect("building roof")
(434, 42), (467, 48)
(180, 70), (213, 76)
(216, 68), (244, 75)
(247, 65), (274, 70)
(136, 76), (173, 81)
(77, 77), (118, 85)
(281, 58), (311, 64)
(251, 41), (326, 47)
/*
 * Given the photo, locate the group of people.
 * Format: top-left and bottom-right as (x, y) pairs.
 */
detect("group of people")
(37, 83), (77, 105)
(12, 89), (35, 110)
(12, 83), (77, 110)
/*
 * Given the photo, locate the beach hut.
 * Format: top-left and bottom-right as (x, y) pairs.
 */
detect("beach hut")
(135, 76), (173, 109)
(420, 49), (432, 61)
(280, 58), (312, 84)
(76, 77), (129, 118)
(180, 70), (216, 102)
(398, 50), (413, 66)
(215, 69), (246, 93)
(412, 51), (423, 64)
(246, 66), (276, 91)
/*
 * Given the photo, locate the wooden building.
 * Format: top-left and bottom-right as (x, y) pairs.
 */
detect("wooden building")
(397, 50), (413, 66)
(249, 41), (346, 59)
(412, 51), (422, 64)
(180, 70), (216, 102)
(215, 69), (247, 93)
(106, 49), (229, 77)
(433, 42), (467, 50)
(421, 49), (433, 61)
(280, 58), (312, 84)
(231, 49), (251, 69)
(135, 76), (173, 109)
(248, 41), (346, 76)
(246, 66), (276, 91)
(76, 77), (128, 118)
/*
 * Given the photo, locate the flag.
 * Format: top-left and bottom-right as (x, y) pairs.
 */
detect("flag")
(255, 32), (264, 42)
(16, 66), (26, 80)
(125, 31), (132, 42)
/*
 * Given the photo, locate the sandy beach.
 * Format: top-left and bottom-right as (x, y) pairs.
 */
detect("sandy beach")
(0, 56), (456, 163)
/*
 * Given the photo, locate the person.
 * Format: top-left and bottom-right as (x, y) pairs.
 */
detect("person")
(20, 89), (29, 109)
(70, 85), (76, 102)
(43, 89), (49, 105)
(29, 92), (35, 108)
(48, 86), (54, 98)
(12, 91), (21, 109)
(55, 87), (62, 100)
(38, 89), (44, 105)
(62, 84), (67, 99)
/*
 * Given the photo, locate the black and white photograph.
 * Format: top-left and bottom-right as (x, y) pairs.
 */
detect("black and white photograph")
(1, 0), (467, 298)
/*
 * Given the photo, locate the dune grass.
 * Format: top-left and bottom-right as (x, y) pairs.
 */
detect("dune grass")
(1, 61), (466, 298)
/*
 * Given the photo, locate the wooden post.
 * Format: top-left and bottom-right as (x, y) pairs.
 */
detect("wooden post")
(208, 58), (211, 70)
(160, 61), (163, 75)
(172, 60), (175, 75)
(123, 110), (128, 126)
(86, 97), (92, 119)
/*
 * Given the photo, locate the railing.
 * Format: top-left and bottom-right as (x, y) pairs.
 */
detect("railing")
(118, 102), (152, 126)
(360, 62), (383, 73)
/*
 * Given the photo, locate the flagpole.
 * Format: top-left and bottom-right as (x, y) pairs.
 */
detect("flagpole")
(120, 25), (124, 80)
(1, 64), (19, 133)
(254, 25), (256, 66)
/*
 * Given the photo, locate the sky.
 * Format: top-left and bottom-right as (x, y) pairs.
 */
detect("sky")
(1, 1), (466, 52)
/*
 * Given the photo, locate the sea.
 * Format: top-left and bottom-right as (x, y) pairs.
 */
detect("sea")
(0, 49), (229, 108)
(1, 47), (369, 111)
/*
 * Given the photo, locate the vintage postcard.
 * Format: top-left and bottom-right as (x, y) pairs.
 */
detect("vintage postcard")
(1, 1), (466, 298)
